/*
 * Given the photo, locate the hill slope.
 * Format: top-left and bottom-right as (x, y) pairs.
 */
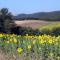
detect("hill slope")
(13, 11), (60, 21)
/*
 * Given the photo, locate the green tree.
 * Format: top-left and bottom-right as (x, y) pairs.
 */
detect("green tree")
(0, 8), (15, 33)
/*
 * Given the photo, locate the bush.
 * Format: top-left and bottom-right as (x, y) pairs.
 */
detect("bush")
(40, 27), (60, 36)
(40, 29), (52, 35)
(11, 26), (40, 35)
(52, 27), (60, 36)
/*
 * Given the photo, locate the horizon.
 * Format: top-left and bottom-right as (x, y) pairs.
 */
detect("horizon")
(0, 0), (60, 15)
(14, 10), (60, 16)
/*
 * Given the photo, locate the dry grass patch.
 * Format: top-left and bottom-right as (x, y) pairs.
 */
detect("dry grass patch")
(14, 20), (49, 29)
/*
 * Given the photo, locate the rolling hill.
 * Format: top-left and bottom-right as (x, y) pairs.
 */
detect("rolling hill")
(13, 11), (60, 21)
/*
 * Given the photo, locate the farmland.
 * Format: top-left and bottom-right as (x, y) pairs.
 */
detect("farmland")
(14, 20), (60, 29)
(14, 20), (50, 29)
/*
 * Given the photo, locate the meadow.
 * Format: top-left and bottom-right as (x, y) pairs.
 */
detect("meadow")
(0, 8), (60, 60)
(0, 33), (60, 60)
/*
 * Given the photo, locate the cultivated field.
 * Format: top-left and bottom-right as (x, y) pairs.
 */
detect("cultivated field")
(14, 20), (50, 29)
(14, 20), (60, 29)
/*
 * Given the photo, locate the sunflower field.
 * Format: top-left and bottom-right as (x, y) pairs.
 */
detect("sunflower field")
(0, 33), (60, 60)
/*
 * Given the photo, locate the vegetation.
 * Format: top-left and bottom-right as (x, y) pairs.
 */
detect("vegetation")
(39, 22), (60, 36)
(0, 8), (60, 60)
(8, 26), (40, 35)
(0, 34), (60, 60)
(0, 8), (60, 36)
(40, 22), (60, 30)
(0, 8), (15, 33)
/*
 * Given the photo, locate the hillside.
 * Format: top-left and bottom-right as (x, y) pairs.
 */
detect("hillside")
(13, 11), (60, 21)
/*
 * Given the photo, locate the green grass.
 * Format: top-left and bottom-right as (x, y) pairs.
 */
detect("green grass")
(39, 22), (60, 31)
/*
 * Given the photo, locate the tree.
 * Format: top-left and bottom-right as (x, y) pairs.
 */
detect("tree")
(0, 8), (15, 33)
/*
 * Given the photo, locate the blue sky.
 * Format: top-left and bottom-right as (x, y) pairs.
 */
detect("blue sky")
(0, 0), (60, 14)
